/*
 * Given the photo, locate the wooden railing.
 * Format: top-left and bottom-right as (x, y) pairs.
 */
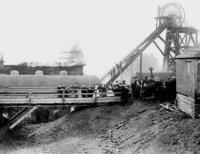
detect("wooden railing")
(0, 87), (122, 107)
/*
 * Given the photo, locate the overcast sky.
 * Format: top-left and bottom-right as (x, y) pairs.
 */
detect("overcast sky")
(0, 0), (199, 77)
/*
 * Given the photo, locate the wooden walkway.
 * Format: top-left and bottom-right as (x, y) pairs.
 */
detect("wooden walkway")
(0, 87), (121, 135)
(0, 87), (121, 107)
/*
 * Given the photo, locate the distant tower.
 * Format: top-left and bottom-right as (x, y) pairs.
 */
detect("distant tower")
(101, 3), (198, 84)
(59, 43), (85, 66)
(156, 3), (198, 70)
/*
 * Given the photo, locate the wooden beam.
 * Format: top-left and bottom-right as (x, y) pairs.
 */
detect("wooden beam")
(9, 105), (40, 129)
(9, 108), (27, 121)
(179, 33), (186, 46)
(140, 53), (142, 80)
(102, 26), (166, 83)
(0, 94), (59, 99)
(187, 34), (191, 46)
(180, 48), (185, 52)
(158, 35), (176, 53)
(196, 33), (198, 43)
(159, 104), (178, 112)
(153, 40), (164, 56)
(0, 102), (120, 108)
(8, 87), (57, 89)
(169, 58), (176, 66)
(109, 27), (166, 82)
(121, 26), (165, 63)
(190, 34), (196, 45)
(0, 96), (121, 106)
(0, 98), (28, 103)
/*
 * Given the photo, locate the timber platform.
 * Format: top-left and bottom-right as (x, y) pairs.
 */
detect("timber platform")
(0, 87), (121, 137)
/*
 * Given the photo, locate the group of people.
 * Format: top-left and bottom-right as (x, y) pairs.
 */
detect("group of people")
(56, 80), (130, 105)
(105, 80), (130, 105)
(110, 62), (123, 78)
(131, 75), (176, 101)
(57, 84), (95, 98)
(56, 74), (176, 106)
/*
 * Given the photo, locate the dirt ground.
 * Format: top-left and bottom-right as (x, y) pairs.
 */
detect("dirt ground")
(0, 100), (200, 154)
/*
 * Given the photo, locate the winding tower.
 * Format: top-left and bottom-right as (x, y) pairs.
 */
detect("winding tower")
(101, 3), (198, 84)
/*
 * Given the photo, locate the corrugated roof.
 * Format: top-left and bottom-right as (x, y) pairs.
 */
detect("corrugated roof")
(0, 75), (100, 87)
(175, 43), (200, 59)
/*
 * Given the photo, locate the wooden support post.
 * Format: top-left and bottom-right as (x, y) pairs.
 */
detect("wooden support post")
(94, 89), (97, 104)
(185, 34), (188, 46)
(0, 108), (3, 125)
(28, 91), (31, 104)
(187, 35), (191, 46)
(159, 32), (172, 72)
(158, 35), (176, 53)
(190, 34), (196, 45)
(196, 33), (198, 44)
(191, 102), (195, 119)
(140, 53), (142, 80)
(130, 62), (133, 101)
(153, 41), (164, 56)
(62, 88), (65, 103)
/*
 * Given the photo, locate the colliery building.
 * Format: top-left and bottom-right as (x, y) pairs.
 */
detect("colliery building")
(0, 44), (86, 76)
(0, 64), (84, 76)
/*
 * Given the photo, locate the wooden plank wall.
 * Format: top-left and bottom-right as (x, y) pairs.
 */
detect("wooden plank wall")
(196, 62), (200, 94)
(192, 60), (198, 97)
(177, 93), (195, 118)
(176, 60), (186, 95)
(176, 59), (196, 98)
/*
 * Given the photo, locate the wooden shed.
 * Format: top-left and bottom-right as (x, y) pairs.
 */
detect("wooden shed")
(175, 43), (200, 118)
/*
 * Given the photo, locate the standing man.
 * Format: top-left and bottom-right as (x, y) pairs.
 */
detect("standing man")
(121, 82), (129, 106)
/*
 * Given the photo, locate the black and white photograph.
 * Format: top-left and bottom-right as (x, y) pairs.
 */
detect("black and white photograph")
(0, 0), (199, 153)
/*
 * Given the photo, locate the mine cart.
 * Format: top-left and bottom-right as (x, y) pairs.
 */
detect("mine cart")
(175, 43), (200, 118)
